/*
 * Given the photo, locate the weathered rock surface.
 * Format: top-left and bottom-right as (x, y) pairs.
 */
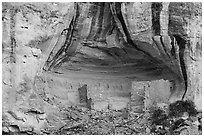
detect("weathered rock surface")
(2, 2), (201, 134)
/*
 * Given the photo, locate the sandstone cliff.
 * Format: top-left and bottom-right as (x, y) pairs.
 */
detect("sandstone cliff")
(2, 2), (201, 134)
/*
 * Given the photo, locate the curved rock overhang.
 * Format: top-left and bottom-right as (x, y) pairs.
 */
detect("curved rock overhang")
(41, 3), (185, 82)
(2, 2), (201, 104)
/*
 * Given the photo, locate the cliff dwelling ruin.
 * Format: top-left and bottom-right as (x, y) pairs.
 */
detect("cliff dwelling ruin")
(2, 2), (202, 135)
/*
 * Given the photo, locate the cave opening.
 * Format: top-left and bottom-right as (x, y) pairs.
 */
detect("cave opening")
(37, 2), (187, 111)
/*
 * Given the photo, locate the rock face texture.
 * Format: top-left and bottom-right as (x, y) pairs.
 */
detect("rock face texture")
(2, 2), (201, 134)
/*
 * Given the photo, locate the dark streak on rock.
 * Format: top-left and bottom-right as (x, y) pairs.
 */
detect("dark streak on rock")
(173, 35), (188, 100)
(170, 36), (176, 58)
(151, 2), (163, 35)
(87, 3), (98, 40)
(93, 2), (105, 40)
(10, 7), (17, 63)
(160, 36), (171, 59)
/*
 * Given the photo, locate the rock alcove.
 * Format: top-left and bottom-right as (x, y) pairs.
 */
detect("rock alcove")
(2, 2), (201, 134)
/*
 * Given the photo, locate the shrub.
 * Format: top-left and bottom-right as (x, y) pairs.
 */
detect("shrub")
(169, 100), (197, 118)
